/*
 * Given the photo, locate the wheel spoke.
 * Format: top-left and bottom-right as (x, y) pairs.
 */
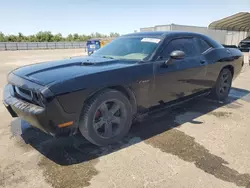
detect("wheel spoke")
(109, 102), (120, 115)
(94, 119), (104, 129)
(223, 82), (230, 88)
(223, 74), (229, 81)
(111, 116), (121, 124)
(99, 103), (109, 116)
(220, 87), (225, 93)
(104, 122), (113, 137)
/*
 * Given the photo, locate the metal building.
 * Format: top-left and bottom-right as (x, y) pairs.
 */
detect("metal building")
(209, 12), (250, 46)
(140, 12), (250, 45)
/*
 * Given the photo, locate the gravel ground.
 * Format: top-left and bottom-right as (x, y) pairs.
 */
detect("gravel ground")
(0, 49), (250, 188)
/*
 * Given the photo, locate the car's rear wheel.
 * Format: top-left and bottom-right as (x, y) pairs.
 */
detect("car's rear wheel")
(211, 68), (232, 101)
(79, 89), (132, 146)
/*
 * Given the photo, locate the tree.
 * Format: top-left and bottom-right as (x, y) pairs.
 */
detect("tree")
(52, 33), (63, 42)
(80, 34), (91, 41)
(6, 35), (18, 42)
(66, 34), (73, 41)
(0, 31), (120, 42)
(90, 32), (107, 38)
(109, 32), (120, 37)
(27, 35), (37, 42)
(36, 31), (53, 42)
(0, 32), (6, 42)
(18, 32), (24, 42)
(73, 33), (79, 41)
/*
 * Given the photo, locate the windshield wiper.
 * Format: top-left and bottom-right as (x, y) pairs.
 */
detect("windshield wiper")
(101, 56), (115, 59)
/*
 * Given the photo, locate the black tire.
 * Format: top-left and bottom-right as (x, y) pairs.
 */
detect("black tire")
(79, 89), (132, 146)
(211, 68), (232, 101)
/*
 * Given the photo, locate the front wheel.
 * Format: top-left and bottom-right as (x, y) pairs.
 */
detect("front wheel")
(79, 89), (132, 146)
(211, 68), (232, 101)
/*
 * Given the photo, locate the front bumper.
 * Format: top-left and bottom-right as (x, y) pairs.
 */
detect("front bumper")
(3, 84), (79, 136)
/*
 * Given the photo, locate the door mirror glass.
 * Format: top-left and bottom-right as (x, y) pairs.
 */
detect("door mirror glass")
(170, 50), (185, 59)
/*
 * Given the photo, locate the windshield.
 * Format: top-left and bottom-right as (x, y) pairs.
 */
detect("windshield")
(91, 37), (161, 60)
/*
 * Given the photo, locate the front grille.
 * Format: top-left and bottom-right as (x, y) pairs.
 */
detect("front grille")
(14, 86), (33, 101)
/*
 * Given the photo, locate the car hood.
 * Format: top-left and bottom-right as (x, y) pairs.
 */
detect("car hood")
(12, 56), (138, 86)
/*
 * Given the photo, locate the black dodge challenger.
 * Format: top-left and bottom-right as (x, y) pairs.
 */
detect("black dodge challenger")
(3, 31), (243, 146)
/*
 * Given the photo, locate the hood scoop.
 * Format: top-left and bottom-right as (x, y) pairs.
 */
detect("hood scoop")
(81, 61), (95, 66)
(81, 58), (117, 66)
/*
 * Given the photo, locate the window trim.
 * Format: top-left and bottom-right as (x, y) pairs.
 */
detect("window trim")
(194, 37), (213, 54)
(202, 47), (213, 54)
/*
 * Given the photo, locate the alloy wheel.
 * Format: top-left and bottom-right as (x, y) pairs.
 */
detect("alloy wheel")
(93, 100), (126, 139)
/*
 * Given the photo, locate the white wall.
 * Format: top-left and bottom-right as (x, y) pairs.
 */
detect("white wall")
(170, 24), (227, 44)
(140, 27), (155, 32)
(154, 25), (171, 31)
(225, 31), (248, 45)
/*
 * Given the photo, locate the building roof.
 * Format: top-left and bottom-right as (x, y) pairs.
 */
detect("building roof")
(209, 12), (250, 31)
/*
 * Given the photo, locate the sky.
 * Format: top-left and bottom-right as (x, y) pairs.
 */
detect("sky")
(0, 0), (249, 36)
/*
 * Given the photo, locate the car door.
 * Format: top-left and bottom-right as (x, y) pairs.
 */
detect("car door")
(151, 37), (207, 106)
(193, 37), (216, 89)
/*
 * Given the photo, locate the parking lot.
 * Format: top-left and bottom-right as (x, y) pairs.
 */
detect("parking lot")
(0, 49), (250, 188)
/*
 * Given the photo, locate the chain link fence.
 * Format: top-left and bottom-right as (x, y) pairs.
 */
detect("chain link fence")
(0, 42), (87, 51)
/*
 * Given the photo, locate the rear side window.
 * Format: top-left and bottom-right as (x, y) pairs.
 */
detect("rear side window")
(161, 38), (198, 58)
(195, 38), (211, 53)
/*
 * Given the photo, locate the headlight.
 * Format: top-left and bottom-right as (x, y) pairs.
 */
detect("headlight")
(14, 86), (33, 101)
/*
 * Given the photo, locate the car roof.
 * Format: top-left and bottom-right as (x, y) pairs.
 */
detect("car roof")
(122, 31), (222, 48)
(123, 31), (168, 38)
(124, 31), (209, 37)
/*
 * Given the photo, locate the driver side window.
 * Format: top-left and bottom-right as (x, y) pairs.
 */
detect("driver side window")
(161, 38), (198, 58)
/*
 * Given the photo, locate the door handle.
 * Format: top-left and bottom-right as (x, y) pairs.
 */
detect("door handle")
(200, 60), (206, 64)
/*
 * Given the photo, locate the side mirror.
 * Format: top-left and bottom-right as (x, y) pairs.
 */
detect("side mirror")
(170, 50), (185, 59)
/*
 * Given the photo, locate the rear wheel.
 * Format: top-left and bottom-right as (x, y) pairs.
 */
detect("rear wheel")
(79, 89), (132, 146)
(211, 68), (232, 101)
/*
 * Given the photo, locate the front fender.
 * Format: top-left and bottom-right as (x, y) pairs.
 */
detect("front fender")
(51, 62), (154, 114)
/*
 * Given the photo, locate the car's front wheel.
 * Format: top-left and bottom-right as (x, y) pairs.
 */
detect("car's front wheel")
(211, 68), (233, 101)
(79, 89), (133, 146)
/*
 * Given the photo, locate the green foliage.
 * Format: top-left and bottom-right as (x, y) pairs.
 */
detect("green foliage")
(6, 35), (18, 42)
(0, 31), (120, 42)
(0, 32), (7, 42)
(109, 32), (120, 37)
(36, 31), (53, 42)
(52, 33), (63, 42)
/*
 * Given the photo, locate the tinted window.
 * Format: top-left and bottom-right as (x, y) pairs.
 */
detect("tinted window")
(196, 38), (211, 53)
(161, 38), (198, 58)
